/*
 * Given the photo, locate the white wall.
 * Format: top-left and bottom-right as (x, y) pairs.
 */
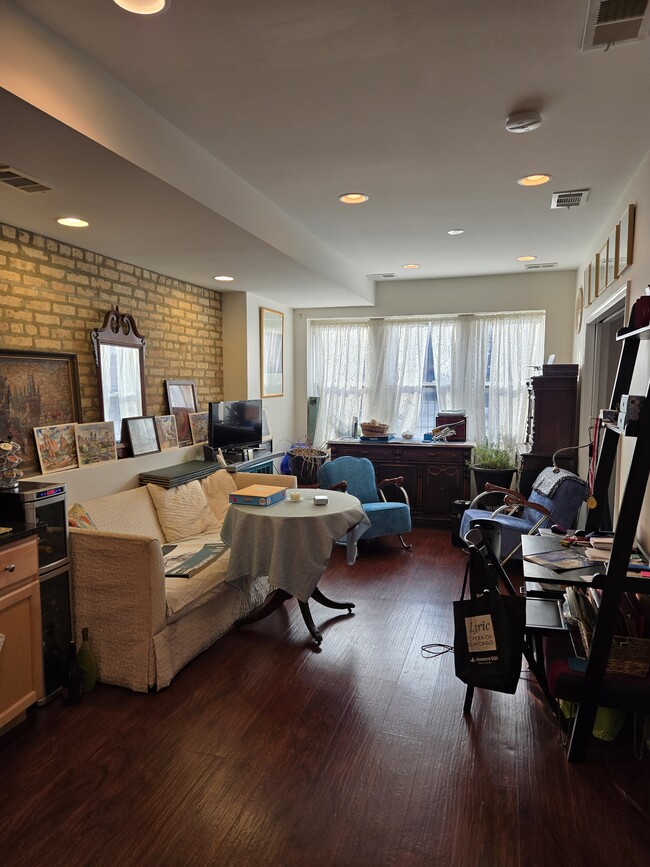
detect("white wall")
(573, 149), (650, 549)
(292, 269), (577, 438)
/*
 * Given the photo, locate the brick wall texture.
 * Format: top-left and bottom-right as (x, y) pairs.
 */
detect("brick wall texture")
(0, 222), (224, 423)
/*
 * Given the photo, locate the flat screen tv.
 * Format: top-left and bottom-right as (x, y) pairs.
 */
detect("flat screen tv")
(208, 399), (263, 450)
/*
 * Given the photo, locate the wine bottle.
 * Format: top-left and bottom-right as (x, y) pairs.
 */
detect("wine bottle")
(76, 627), (98, 693)
(61, 638), (82, 705)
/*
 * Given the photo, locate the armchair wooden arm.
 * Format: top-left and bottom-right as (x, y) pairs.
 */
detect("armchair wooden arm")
(327, 480), (348, 493)
(378, 476), (405, 489)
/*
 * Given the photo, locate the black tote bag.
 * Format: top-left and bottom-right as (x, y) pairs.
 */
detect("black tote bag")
(453, 547), (526, 694)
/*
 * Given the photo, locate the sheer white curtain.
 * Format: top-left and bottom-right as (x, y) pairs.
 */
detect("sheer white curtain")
(366, 318), (430, 435)
(311, 320), (369, 446)
(486, 311), (545, 450)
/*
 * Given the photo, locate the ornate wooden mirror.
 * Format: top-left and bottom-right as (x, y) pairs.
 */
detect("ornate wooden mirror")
(91, 306), (146, 456)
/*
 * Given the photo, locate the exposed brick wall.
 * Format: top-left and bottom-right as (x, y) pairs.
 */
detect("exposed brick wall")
(0, 222), (224, 422)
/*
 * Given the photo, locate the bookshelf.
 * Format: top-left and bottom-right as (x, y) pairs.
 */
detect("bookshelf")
(565, 306), (649, 762)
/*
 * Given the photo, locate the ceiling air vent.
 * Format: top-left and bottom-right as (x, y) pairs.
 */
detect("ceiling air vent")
(582, 0), (650, 51)
(367, 273), (396, 279)
(0, 165), (53, 193)
(525, 262), (559, 271)
(551, 189), (589, 209)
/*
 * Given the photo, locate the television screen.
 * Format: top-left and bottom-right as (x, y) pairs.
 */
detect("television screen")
(208, 400), (263, 450)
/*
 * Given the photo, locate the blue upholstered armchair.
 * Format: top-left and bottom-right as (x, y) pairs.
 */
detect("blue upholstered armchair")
(459, 467), (589, 563)
(317, 456), (412, 549)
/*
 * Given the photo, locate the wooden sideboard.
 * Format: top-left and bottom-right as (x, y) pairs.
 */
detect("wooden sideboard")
(328, 440), (474, 524)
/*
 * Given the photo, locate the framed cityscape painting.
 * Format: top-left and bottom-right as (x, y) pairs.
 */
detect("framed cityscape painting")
(75, 422), (117, 467)
(0, 349), (82, 476)
(33, 423), (79, 474)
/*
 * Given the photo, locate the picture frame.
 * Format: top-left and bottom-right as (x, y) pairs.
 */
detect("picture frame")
(584, 264), (592, 306)
(617, 204), (635, 277)
(154, 415), (179, 450)
(597, 241), (608, 296)
(125, 416), (160, 457)
(165, 379), (198, 447)
(0, 349), (83, 476)
(75, 422), (117, 467)
(188, 411), (209, 445)
(260, 307), (284, 398)
(607, 225), (618, 287)
(261, 405), (272, 443)
(575, 285), (584, 333)
(591, 253), (599, 302)
(33, 423), (79, 475)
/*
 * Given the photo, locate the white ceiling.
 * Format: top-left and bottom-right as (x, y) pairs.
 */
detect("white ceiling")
(2, 0), (650, 308)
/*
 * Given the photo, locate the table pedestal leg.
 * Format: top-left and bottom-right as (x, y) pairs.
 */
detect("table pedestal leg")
(298, 601), (323, 645)
(235, 589), (292, 628)
(311, 586), (355, 615)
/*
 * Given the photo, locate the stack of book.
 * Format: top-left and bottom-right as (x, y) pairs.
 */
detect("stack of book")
(584, 535), (650, 577)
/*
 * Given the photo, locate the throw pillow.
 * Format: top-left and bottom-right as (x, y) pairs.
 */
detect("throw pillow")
(147, 480), (220, 542)
(68, 503), (98, 530)
(201, 470), (238, 526)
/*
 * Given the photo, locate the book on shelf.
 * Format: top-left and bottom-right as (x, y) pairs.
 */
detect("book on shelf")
(228, 484), (287, 507)
(589, 536), (614, 550)
(162, 543), (226, 578)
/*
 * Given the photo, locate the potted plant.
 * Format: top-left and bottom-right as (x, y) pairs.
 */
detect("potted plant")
(469, 442), (516, 494)
(287, 441), (329, 485)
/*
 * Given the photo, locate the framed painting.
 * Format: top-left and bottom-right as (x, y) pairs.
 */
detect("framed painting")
(125, 416), (160, 457)
(597, 241), (608, 296)
(154, 415), (179, 450)
(607, 225), (618, 287)
(33, 423), (79, 474)
(617, 204), (635, 277)
(575, 285), (584, 333)
(165, 379), (198, 447)
(189, 411), (209, 445)
(583, 264), (592, 305)
(590, 253), (599, 302)
(75, 422), (117, 467)
(0, 349), (82, 476)
(260, 307), (284, 398)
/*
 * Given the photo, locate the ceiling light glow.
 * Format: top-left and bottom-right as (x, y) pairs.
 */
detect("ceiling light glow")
(57, 217), (89, 228)
(214, 275), (234, 282)
(517, 255), (537, 262)
(113, 0), (169, 15)
(517, 174), (551, 186)
(447, 229), (465, 235)
(338, 193), (369, 204)
(402, 263), (420, 270)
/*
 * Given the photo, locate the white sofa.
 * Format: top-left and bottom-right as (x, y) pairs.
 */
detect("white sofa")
(69, 469), (296, 692)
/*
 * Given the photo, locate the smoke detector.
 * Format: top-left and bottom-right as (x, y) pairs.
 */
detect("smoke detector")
(551, 189), (590, 209)
(505, 110), (542, 134)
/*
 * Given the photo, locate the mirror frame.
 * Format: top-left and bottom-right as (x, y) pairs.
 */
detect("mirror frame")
(91, 306), (146, 458)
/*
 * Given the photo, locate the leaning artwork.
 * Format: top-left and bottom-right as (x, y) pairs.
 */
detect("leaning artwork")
(154, 415), (180, 450)
(75, 422), (118, 467)
(189, 411), (209, 445)
(33, 424), (79, 474)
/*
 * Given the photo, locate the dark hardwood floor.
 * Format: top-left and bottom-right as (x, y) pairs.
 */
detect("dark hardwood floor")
(1, 528), (648, 866)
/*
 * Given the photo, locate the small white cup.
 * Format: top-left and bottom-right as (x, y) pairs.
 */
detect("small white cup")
(288, 489), (301, 502)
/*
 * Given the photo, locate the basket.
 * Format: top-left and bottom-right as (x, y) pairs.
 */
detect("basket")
(577, 621), (650, 677)
(360, 421), (389, 437)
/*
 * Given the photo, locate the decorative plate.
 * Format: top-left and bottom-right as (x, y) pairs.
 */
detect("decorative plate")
(575, 285), (584, 333)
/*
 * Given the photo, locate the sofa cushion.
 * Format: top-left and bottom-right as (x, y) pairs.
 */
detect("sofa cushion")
(82, 487), (166, 542)
(201, 469), (238, 526)
(68, 502), (98, 530)
(147, 480), (220, 542)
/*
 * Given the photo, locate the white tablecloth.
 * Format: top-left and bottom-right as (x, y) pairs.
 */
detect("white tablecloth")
(220, 489), (369, 601)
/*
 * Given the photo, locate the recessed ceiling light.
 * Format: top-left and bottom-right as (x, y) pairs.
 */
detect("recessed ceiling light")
(447, 229), (465, 235)
(338, 193), (369, 204)
(517, 255), (537, 262)
(402, 263), (420, 270)
(213, 275), (234, 282)
(113, 0), (170, 14)
(56, 217), (89, 228)
(517, 174), (551, 186)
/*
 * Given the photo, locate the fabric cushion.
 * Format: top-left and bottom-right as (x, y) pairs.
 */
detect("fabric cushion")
(82, 487), (166, 542)
(68, 502), (98, 530)
(201, 470), (238, 526)
(147, 480), (220, 542)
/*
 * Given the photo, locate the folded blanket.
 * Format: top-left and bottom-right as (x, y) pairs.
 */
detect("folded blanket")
(532, 466), (589, 499)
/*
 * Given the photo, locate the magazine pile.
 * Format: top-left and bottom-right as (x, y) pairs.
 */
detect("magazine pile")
(162, 542), (227, 578)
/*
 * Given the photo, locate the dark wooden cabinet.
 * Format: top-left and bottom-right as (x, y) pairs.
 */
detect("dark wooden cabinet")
(328, 440), (474, 523)
(518, 365), (578, 493)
